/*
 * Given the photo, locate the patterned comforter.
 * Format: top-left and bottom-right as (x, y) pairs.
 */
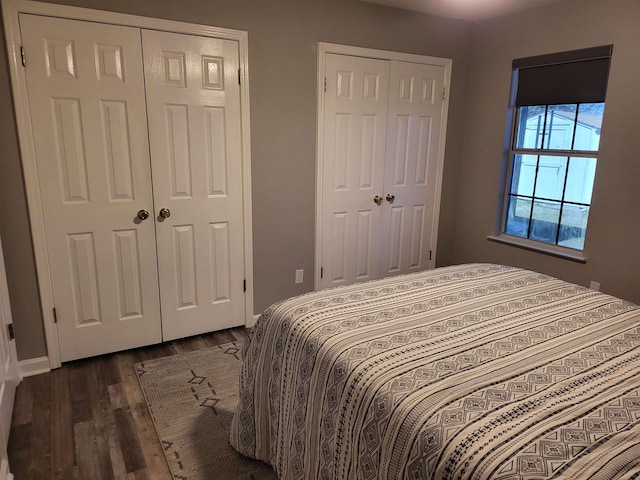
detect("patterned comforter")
(230, 264), (640, 479)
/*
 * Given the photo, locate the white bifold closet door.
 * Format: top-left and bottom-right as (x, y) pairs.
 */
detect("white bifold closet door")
(142, 30), (245, 341)
(20, 14), (245, 361)
(321, 54), (390, 286)
(380, 60), (444, 278)
(20, 15), (162, 361)
(321, 53), (445, 289)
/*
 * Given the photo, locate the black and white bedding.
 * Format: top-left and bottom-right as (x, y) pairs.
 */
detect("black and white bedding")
(230, 264), (640, 479)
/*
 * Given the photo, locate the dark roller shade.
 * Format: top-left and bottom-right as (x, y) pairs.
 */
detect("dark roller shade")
(513, 45), (612, 107)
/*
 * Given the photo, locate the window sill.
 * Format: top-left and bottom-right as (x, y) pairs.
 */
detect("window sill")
(487, 235), (587, 264)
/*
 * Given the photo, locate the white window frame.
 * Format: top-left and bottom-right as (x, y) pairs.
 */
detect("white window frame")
(494, 102), (603, 262)
(489, 47), (612, 263)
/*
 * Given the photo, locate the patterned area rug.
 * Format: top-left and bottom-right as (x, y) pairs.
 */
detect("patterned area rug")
(135, 342), (277, 480)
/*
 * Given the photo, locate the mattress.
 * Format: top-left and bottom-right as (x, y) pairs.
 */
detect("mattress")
(230, 264), (640, 479)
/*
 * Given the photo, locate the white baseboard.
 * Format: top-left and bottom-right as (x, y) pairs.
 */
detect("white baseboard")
(18, 356), (50, 378)
(0, 458), (13, 480)
(245, 313), (261, 328)
(17, 319), (265, 376)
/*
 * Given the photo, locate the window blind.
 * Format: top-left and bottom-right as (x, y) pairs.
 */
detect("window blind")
(513, 45), (613, 107)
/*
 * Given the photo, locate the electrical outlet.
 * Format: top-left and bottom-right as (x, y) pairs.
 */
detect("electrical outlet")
(589, 280), (600, 291)
(295, 269), (304, 284)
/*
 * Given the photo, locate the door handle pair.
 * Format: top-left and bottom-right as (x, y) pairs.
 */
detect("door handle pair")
(373, 194), (395, 206)
(137, 208), (171, 220)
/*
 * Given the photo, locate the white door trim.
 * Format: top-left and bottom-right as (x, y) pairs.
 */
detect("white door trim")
(1, 0), (254, 367)
(315, 42), (452, 290)
(0, 236), (20, 480)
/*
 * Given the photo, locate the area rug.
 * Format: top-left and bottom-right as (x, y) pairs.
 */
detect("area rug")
(135, 342), (278, 480)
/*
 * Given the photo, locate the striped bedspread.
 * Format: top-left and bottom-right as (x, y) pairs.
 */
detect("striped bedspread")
(230, 264), (640, 479)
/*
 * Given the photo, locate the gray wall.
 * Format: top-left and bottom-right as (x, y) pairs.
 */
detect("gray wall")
(0, 8), (45, 360)
(454, 0), (640, 303)
(0, 0), (472, 360)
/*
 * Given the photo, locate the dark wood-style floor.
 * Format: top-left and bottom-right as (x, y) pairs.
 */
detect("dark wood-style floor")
(8, 327), (250, 480)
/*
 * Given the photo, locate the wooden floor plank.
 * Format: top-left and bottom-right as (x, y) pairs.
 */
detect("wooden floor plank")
(94, 354), (123, 387)
(107, 383), (130, 410)
(74, 420), (103, 480)
(69, 361), (93, 425)
(10, 376), (32, 427)
(170, 334), (208, 354)
(113, 407), (146, 473)
(27, 373), (52, 480)
(131, 342), (175, 363)
(213, 327), (248, 345)
(6, 423), (30, 480)
(8, 327), (248, 479)
(115, 351), (146, 407)
(50, 367), (75, 480)
(89, 360), (118, 480)
(130, 402), (172, 479)
(120, 469), (150, 480)
(105, 412), (128, 480)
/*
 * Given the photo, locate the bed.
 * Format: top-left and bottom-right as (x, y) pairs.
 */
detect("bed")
(229, 263), (640, 479)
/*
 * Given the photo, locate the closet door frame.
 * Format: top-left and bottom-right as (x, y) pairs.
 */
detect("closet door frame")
(2, 0), (254, 368)
(315, 42), (452, 289)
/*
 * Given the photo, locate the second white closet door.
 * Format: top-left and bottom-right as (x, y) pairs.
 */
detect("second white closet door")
(142, 30), (246, 340)
(320, 54), (446, 290)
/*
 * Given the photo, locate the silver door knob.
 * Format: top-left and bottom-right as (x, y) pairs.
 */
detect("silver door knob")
(373, 195), (383, 206)
(385, 193), (395, 203)
(137, 209), (149, 220)
(159, 208), (171, 218)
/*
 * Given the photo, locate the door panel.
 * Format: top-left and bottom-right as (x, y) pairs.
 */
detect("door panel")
(102, 101), (136, 201)
(387, 206), (404, 272)
(142, 30), (245, 340)
(20, 14), (162, 361)
(409, 205), (426, 268)
(381, 61), (445, 276)
(113, 229), (144, 318)
(67, 232), (101, 325)
(321, 54), (390, 289)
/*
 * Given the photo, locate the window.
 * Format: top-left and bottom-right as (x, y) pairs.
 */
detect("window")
(502, 46), (612, 252)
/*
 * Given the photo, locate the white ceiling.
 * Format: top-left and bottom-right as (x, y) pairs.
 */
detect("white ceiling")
(359, 0), (566, 21)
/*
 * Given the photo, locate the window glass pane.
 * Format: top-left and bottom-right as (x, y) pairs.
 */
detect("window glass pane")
(534, 156), (568, 201)
(564, 157), (597, 204)
(558, 204), (590, 250)
(530, 200), (560, 244)
(573, 103), (604, 151)
(514, 106), (545, 149)
(510, 154), (537, 196)
(505, 196), (531, 238)
(543, 104), (577, 149)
